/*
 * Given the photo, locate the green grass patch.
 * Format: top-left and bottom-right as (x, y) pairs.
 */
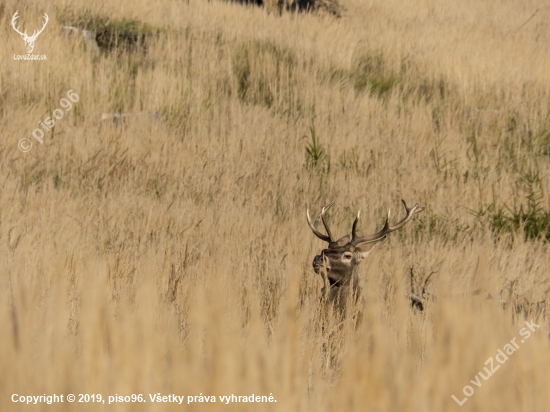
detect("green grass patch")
(481, 168), (550, 243)
(57, 8), (159, 52)
(232, 40), (296, 109)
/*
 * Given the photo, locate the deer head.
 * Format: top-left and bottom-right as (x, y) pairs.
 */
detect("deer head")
(11, 11), (49, 54)
(307, 200), (424, 306)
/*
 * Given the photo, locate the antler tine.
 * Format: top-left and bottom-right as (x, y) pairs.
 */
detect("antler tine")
(306, 209), (327, 241)
(351, 210), (361, 239)
(351, 199), (423, 246)
(30, 13), (49, 39)
(388, 199), (417, 231)
(320, 203), (334, 243)
(39, 13), (48, 31)
(11, 11), (27, 36)
(306, 203), (335, 243)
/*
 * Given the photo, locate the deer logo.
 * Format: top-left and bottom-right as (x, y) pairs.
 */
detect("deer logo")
(11, 11), (49, 54)
(307, 200), (424, 310)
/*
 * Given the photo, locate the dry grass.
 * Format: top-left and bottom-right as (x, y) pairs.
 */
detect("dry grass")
(2, 0), (550, 410)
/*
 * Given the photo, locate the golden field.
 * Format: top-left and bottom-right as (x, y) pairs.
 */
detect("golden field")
(1, 0), (550, 410)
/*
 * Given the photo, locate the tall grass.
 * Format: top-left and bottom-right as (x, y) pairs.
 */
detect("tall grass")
(1, 0), (550, 410)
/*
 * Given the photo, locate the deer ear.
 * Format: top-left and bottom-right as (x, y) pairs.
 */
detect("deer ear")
(356, 242), (383, 260)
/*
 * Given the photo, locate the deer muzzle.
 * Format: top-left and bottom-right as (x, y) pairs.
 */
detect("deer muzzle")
(312, 254), (329, 274)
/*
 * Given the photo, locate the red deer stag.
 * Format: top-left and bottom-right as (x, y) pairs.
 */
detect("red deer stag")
(307, 200), (425, 311)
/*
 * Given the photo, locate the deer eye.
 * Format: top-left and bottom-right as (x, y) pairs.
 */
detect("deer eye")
(343, 252), (353, 260)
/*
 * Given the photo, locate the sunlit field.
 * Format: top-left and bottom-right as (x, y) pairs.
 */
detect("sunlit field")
(1, 0), (550, 410)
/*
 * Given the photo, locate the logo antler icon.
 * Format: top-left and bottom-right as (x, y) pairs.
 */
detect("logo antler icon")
(11, 11), (49, 54)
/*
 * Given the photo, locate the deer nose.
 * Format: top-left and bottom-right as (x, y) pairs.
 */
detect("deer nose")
(312, 255), (329, 272)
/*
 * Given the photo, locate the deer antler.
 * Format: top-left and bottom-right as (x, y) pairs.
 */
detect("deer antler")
(306, 203), (335, 243)
(11, 11), (48, 40)
(29, 13), (49, 40)
(350, 199), (424, 246)
(11, 11), (26, 37)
